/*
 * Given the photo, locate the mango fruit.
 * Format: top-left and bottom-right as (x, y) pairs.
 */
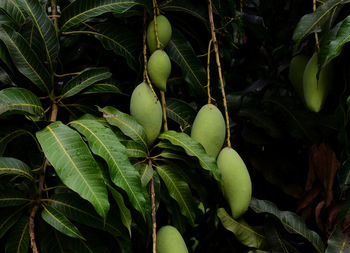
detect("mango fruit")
(147, 15), (172, 53)
(303, 52), (333, 113)
(191, 104), (225, 158)
(130, 82), (162, 145)
(156, 225), (189, 253)
(148, 49), (171, 92)
(217, 147), (252, 219)
(289, 54), (309, 98)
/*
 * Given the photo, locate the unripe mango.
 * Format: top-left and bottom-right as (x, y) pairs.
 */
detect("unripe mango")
(303, 52), (333, 113)
(147, 15), (172, 53)
(191, 104), (225, 158)
(217, 147), (252, 219)
(289, 54), (309, 98)
(156, 225), (189, 253)
(130, 82), (162, 145)
(148, 49), (171, 92)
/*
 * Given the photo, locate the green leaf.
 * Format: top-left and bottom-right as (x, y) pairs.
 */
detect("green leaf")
(155, 164), (196, 225)
(0, 157), (34, 181)
(106, 184), (132, 237)
(166, 98), (196, 132)
(123, 140), (148, 158)
(60, 0), (141, 31)
(0, 0), (26, 25)
(292, 0), (350, 49)
(0, 8), (19, 29)
(69, 119), (148, 218)
(319, 16), (350, 69)
(94, 23), (139, 70)
(217, 208), (268, 249)
(0, 129), (35, 156)
(5, 216), (29, 253)
(41, 205), (85, 240)
(0, 206), (26, 238)
(36, 121), (109, 218)
(158, 130), (221, 182)
(47, 193), (122, 237)
(326, 225), (350, 253)
(0, 190), (31, 207)
(81, 82), (123, 95)
(60, 67), (112, 99)
(134, 162), (153, 187)
(0, 25), (51, 93)
(101, 106), (149, 151)
(158, 150), (187, 161)
(167, 30), (206, 97)
(0, 87), (44, 117)
(338, 159), (350, 194)
(160, 0), (208, 23)
(250, 198), (325, 253)
(16, 0), (59, 69)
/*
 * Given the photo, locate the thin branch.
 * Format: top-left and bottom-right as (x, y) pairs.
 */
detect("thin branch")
(149, 159), (157, 253)
(207, 0), (231, 148)
(313, 0), (320, 53)
(50, 0), (59, 33)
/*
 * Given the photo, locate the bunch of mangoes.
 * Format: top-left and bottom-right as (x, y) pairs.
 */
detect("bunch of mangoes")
(130, 15), (172, 145)
(289, 52), (333, 112)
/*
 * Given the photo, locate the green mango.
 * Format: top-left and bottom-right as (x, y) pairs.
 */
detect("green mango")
(191, 104), (225, 158)
(148, 49), (171, 92)
(217, 147), (252, 219)
(130, 82), (162, 145)
(289, 54), (309, 98)
(147, 15), (172, 53)
(303, 52), (333, 113)
(157, 225), (189, 253)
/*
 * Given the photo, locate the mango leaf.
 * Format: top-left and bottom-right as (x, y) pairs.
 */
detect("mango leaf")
(158, 150), (188, 161)
(36, 121), (109, 219)
(0, 25), (52, 93)
(0, 8), (18, 29)
(41, 205), (85, 240)
(94, 23), (138, 70)
(47, 193), (122, 237)
(326, 225), (350, 252)
(0, 129), (36, 156)
(292, 0), (350, 49)
(60, 67), (112, 99)
(217, 208), (268, 249)
(0, 206), (26, 238)
(0, 190), (31, 207)
(155, 164), (196, 225)
(250, 198), (326, 253)
(123, 140), (148, 158)
(153, 140), (184, 152)
(134, 162), (153, 187)
(167, 30), (206, 97)
(160, 0), (208, 23)
(5, 216), (29, 253)
(158, 130), (221, 182)
(0, 157), (34, 181)
(100, 106), (149, 151)
(0, 87), (44, 117)
(166, 98), (196, 132)
(319, 16), (350, 70)
(106, 184), (132, 237)
(338, 159), (350, 194)
(82, 82), (123, 95)
(60, 0), (141, 31)
(16, 0), (59, 69)
(0, 0), (26, 25)
(69, 119), (148, 218)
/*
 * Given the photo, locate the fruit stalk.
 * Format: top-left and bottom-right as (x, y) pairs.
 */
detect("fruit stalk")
(161, 91), (168, 131)
(143, 10), (158, 100)
(313, 0), (320, 52)
(207, 39), (213, 104)
(207, 0), (231, 148)
(152, 0), (161, 49)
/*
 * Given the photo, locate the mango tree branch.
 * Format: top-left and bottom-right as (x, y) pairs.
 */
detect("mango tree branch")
(149, 159), (157, 253)
(207, 0), (231, 148)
